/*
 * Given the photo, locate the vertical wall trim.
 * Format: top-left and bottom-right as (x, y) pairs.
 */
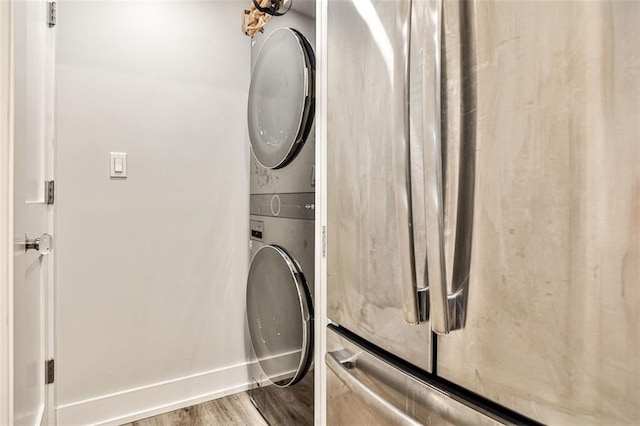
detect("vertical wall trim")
(45, 6), (57, 424)
(313, 0), (328, 425)
(0, 1), (14, 424)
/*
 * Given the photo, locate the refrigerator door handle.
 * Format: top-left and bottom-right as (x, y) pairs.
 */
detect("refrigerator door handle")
(425, 0), (476, 335)
(397, 0), (421, 326)
(326, 350), (423, 426)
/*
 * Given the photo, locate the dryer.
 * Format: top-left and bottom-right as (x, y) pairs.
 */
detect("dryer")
(248, 24), (316, 195)
(247, 193), (314, 426)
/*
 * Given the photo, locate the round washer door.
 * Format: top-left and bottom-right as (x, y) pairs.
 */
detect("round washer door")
(247, 245), (313, 387)
(248, 28), (315, 169)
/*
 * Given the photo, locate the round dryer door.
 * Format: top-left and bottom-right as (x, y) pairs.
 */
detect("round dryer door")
(248, 28), (315, 169)
(247, 245), (313, 387)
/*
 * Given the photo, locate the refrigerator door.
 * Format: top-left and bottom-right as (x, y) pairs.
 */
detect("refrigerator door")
(326, 0), (435, 372)
(326, 327), (503, 426)
(435, 1), (640, 424)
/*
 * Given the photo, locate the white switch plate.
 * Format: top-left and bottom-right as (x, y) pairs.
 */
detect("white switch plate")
(110, 152), (127, 178)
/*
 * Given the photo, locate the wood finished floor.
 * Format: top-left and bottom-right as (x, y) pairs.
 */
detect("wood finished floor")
(122, 392), (268, 426)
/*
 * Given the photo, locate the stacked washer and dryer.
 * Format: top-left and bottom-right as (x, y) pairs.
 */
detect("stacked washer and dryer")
(245, 7), (316, 426)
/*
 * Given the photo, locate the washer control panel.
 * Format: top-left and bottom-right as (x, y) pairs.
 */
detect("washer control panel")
(250, 193), (315, 220)
(250, 220), (264, 241)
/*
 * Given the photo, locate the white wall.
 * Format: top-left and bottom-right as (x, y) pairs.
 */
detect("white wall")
(54, 2), (251, 424)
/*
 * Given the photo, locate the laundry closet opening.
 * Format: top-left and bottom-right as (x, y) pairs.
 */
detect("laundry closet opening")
(245, 6), (317, 425)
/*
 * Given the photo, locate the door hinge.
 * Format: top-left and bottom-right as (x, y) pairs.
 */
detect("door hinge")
(45, 359), (54, 384)
(322, 225), (327, 258)
(48, 2), (56, 28)
(45, 180), (54, 205)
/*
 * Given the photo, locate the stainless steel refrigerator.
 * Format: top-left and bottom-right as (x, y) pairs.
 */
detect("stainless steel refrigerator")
(326, 0), (640, 424)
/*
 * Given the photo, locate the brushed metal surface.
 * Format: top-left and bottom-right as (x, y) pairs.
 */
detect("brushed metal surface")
(437, 1), (640, 424)
(249, 214), (315, 310)
(250, 12), (317, 195)
(247, 215), (315, 422)
(409, 0), (441, 305)
(327, 0), (432, 371)
(326, 351), (423, 426)
(398, 0), (420, 325)
(421, 0), (475, 335)
(250, 125), (316, 195)
(326, 328), (504, 426)
(250, 193), (315, 220)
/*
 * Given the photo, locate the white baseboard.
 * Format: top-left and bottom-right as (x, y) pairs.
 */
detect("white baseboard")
(56, 361), (258, 426)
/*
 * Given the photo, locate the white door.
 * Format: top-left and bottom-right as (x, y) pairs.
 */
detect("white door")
(13, 0), (55, 424)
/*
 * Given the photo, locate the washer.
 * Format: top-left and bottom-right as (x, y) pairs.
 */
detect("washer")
(247, 193), (314, 426)
(248, 25), (316, 194)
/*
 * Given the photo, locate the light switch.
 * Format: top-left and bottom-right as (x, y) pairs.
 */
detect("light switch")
(110, 152), (127, 178)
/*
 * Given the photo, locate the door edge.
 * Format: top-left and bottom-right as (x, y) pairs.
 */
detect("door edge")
(0, 1), (14, 424)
